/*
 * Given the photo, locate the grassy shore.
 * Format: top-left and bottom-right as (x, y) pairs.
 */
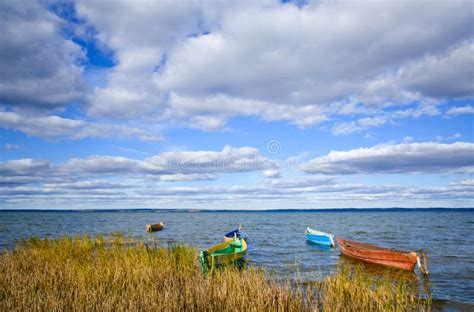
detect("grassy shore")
(0, 234), (430, 311)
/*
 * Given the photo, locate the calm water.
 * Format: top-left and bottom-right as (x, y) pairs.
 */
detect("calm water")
(1, 209), (473, 307)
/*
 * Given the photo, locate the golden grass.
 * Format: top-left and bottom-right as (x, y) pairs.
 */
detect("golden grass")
(317, 266), (431, 311)
(0, 234), (430, 311)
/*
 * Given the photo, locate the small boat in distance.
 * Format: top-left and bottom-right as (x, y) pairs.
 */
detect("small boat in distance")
(305, 227), (335, 247)
(224, 225), (247, 242)
(200, 238), (248, 273)
(146, 222), (164, 232)
(337, 237), (419, 272)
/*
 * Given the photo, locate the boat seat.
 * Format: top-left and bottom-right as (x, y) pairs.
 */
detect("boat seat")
(230, 240), (242, 248)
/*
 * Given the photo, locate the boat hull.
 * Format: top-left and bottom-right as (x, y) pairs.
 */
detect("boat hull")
(146, 223), (164, 232)
(200, 239), (247, 272)
(305, 227), (335, 247)
(306, 234), (334, 246)
(337, 237), (417, 271)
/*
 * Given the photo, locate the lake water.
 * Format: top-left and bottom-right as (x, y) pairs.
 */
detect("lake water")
(1, 209), (473, 309)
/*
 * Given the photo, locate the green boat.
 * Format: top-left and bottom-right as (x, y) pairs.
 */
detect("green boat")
(199, 238), (248, 273)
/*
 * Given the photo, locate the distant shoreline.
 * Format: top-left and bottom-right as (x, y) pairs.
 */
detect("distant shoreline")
(1, 207), (473, 212)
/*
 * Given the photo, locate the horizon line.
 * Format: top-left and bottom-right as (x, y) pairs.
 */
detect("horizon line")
(1, 207), (473, 213)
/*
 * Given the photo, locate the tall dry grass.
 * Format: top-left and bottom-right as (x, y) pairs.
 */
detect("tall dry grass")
(317, 266), (431, 311)
(0, 234), (430, 311)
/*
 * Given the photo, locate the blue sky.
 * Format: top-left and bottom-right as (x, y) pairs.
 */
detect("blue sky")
(0, 0), (473, 209)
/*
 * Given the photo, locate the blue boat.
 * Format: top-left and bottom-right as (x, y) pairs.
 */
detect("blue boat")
(305, 227), (335, 247)
(224, 225), (247, 242)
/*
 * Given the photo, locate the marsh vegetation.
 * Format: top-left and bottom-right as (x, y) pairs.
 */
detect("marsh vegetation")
(0, 234), (430, 311)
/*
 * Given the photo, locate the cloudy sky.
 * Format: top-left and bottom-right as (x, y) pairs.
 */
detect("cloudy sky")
(1, 0), (473, 209)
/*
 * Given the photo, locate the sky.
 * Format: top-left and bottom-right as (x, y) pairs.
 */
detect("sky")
(0, 0), (473, 210)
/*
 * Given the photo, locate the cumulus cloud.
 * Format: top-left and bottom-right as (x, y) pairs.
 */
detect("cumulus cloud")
(0, 159), (51, 177)
(159, 2), (472, 101)
(164, 93), (327, 130)
(357, 43), (474, 106)
(69, 0), (474, 131)
(0, 0), (84, 111)
(400, 43), (474, 99)
(61, 146), (274, 177)
(0, 111), (163, 141)
(75, 0), (215, 119)
(1, 1), (473, 209)
(64, 156), (142, 175)
(2, 146), (274, 183)
(0, 145), (295, 207)
(2, 162), (472, 208)
(0, 0), (471, 138)
(156, 1), (472, 128)
(145, 146), (274, 174)
(450, 179), (474, 191)
(302, 142), (474, 174)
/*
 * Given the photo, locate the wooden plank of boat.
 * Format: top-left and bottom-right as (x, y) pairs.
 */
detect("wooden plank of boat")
(305, 227), (335, 247)
(146, 222), (164, 232)
(336, 237), (418, 271)
(200, 238), (248, 273)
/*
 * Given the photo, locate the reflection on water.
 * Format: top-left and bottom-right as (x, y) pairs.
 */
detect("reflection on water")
(306, 240), (334, 252)
(337, 256), (418, 281)
(0, 209), (473, 308)
(337, 256), (435, 299)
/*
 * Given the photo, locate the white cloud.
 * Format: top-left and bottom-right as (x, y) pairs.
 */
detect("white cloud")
(43, 181), (129, 190)
(2, 164), (472, 208)
(164, 93), (327, 130)
(0, 0), (84, 111)
(0, 111), (163, 141)
(399, 43), (474, 99)
(70, 0), (474, 131)
(262, 169), (280, 179)
(445, 105), (474, 117)
(144, 146), (274, 175)
(158, 174), (216, 182)
(1, 146), (274, 184)
(160, 1), (472, 102)
(266, 176), (335, 188)
(75, 0), (216, 119)
(331, 116), (390, 135)
(357, 42), (474, 106)
(0, 0), (471, 139)
(435, 132), (462, 142)
(64, 156), (142, 175)
(330, 102), (443, 135)
(450, 179), (474, 189)
(0, 159), (51, 177)
(0, 145), (281, 207)
(331, 121), (363, 136)
(302, 142), (474, 174)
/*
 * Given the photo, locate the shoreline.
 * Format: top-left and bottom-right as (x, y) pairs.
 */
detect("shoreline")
(1, 234), (433, 311)
(1, 211), (472, 306)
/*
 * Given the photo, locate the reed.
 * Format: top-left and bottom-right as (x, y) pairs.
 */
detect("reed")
(0, 234), (430, 311)
(317, 266), (431, 311)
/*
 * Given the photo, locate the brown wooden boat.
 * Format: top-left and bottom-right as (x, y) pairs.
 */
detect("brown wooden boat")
(336, 237), (418, 271)
(146, 222), (164, 232)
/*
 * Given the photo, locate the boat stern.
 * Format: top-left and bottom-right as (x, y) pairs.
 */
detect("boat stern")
(199, 250), (209, 273)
